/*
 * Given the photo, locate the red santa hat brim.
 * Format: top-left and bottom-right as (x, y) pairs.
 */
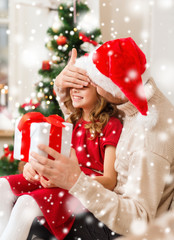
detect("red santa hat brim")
(75, 52), (124, 98)
(75, 38), (148, 116)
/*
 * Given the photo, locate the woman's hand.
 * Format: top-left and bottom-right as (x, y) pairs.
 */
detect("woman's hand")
(23, 162), (40, 184)
(55, 48), (90, 89)
(39, 176), (59, 188)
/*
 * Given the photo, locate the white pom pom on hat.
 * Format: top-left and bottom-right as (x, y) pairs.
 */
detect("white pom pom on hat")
(75, 37), (148, 116)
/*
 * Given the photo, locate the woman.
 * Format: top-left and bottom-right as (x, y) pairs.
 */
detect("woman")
(0, 79), (122, 240)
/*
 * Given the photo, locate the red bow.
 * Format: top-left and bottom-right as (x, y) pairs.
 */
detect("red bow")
(18, 112), (65, 130)
(21, 100), (40, 109)
(3, 145), (14, 162)
(18, 112), (65, 162)
(79, 32), (98, 46)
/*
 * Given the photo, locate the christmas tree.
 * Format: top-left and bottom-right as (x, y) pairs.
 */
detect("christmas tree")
(18, 1), (101, 117)
(0, 1), (102, 176)
(0, 144), (18, 176)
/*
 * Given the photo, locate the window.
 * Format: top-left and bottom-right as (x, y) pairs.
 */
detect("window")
(0, 0), (9, 108)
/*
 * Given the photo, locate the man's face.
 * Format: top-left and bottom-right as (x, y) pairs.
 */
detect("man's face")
(96, 85), (128, 105)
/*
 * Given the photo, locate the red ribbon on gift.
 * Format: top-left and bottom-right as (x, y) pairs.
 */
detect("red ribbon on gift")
(79, 32), (98, 46)
(18, 112), (65, 162)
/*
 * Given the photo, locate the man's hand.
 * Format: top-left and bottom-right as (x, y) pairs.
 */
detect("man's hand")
(93, 82), (128, 105)
(23, 162), (40, 184)
(29, 144), (81, 190)
(55, 48), (90, 89)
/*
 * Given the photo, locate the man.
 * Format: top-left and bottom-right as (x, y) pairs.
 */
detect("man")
(29, 37), (174, 239)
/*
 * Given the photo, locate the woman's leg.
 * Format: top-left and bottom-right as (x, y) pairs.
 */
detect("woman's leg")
(0, 195), (43, 240)
(0, 178), (17, 235)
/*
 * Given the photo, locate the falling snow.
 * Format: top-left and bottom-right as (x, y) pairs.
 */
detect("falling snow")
(0, 1), (174, 240)
(130, 219), (147, 235)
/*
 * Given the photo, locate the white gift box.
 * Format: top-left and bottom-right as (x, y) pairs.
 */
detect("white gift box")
(14, 117), (73, 162)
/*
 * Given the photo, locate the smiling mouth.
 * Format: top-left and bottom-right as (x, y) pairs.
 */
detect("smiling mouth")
(72, 95), (83, 100)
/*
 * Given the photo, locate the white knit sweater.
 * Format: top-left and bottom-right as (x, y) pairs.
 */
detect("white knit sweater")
(54, 78), (174, 236)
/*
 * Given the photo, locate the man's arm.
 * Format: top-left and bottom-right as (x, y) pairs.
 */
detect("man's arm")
(30, 145), (170, 236)
(69, 150), (170, 236)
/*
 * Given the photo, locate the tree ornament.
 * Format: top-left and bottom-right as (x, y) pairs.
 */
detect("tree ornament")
(52, 55), (61, 63)
(44, 87), (49, 93)
(56, 35), (67, 46)
(39, 81), (44, 87)
(70, 31), (74, 36)
(41, 100), (46, 109)
(52, 22), (59, 33)
(53, 89), (56, 96)
(50, 81), (54, 85)
(37, 91), (44, 100)
(42, 60), (51, 71)
(46, 41), (53, 50)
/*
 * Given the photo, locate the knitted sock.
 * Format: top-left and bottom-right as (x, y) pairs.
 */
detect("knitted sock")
(0, 195), (43, 240)
(0, 178), (18, 235)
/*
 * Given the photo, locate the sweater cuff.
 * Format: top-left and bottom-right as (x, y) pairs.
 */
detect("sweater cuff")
(53, 83), (67, 101)
(69, 171), (89, 196)
(53, 82), (71, 120)
(68, 171), (104, 214)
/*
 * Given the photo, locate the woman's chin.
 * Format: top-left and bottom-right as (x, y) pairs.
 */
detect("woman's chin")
(72, 102), (81, 108)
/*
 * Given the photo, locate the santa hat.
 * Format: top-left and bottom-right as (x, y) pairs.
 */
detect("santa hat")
(75, 37), (148, 116)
